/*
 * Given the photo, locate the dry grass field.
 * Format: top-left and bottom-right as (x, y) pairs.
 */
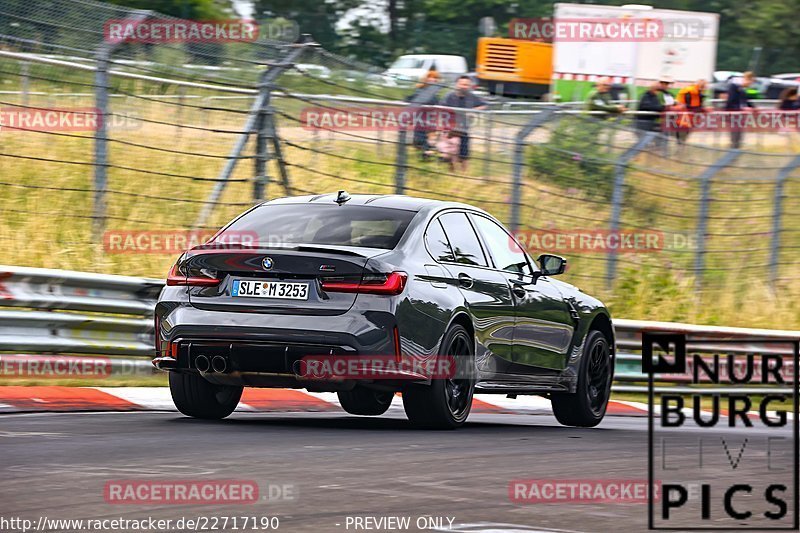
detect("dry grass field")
(1, 88), (799, 330)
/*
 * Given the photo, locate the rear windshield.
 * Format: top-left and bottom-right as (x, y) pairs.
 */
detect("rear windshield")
(215, 204), (416, 250)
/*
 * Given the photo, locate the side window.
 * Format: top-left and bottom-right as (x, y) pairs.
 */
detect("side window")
(438, 212), (488, 267)
(424, 219), (454, 262)
(471, 215), (533, 275)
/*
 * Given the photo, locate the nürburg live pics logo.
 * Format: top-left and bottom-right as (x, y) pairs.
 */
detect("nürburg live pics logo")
(644, 331), (799, 530)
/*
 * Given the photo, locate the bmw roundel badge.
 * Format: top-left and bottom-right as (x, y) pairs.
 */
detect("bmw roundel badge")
(262, 256), (274, 270)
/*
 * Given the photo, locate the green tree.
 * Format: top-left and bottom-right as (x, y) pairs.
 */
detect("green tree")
(99, 0), (800, 75)
(252, 0), (361, 51)
(103, 0), (233, 19)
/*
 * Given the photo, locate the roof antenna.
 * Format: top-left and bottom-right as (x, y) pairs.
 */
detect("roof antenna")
(335, 190), (351, 205)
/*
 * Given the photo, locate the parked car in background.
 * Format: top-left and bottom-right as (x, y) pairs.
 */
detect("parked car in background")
(709, 70), (800, 101)
(764, 76), (800, 99)
(290, 64), (332, 79)
(772, 73), (800, 83)
(710, 71), (749, 99)
(384, 54), (468, 84)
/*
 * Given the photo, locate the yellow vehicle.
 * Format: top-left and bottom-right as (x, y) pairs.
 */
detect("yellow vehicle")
(476, 37), (553, 98)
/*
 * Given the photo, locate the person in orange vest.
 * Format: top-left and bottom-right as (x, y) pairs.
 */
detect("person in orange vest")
(674, 79), (707, 143)
(678, 79), (707, 111)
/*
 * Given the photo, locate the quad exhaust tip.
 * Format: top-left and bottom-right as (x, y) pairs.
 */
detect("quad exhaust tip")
(211, 355), (228, 373)
(194, 354), (228, 373)
(194, 354), (210, 373)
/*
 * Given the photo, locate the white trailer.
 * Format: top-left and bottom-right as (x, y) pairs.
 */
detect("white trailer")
(552, 3), (719, 96)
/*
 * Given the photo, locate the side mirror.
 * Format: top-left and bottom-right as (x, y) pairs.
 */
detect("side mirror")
(537, 254), (567, 276)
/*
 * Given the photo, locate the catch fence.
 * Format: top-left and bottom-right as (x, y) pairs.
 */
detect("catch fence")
(0, 0), (799, 325)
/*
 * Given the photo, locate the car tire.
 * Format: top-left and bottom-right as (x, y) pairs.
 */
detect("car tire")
(169, 371), (243, 420)
(551, 330), (612, 427)
(338, 387), (394, 416)
(402, 324), (475, 429)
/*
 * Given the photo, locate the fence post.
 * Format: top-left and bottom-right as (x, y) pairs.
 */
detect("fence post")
(770, 155), (800, 285)
(20, 61), (30, 106)
(483, 104), (493, 178)
(694, 150), (740, 287)
(394, 84), (441, 194)
(195, 38), (309, 227)
(606, 132), (656, 287)
(510, 107), (557, 232)
(253, 89), (271, 201)
(395, 129), (409, 194)
(93, 51), (110, 241)
(269, 116), (292, 195)
(92, 10), (150, 241)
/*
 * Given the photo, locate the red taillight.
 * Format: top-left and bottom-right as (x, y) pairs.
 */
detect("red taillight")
(321, 272), (408, 295)
(165, 261), (220, 287)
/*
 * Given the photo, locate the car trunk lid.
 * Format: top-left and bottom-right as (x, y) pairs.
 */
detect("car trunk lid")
(182, 245), (387, 316)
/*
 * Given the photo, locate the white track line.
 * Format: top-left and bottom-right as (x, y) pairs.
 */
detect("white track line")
(12, 388), (788, 420)
(94, 386), (176, 411)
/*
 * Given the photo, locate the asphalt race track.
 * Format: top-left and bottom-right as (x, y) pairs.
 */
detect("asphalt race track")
(2, 409), (793, 533)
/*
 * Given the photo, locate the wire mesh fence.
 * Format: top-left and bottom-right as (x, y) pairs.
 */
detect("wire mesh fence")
(1, 0), (799, 326)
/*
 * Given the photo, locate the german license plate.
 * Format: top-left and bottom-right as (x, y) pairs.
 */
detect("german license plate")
(231, 279), (309, 300)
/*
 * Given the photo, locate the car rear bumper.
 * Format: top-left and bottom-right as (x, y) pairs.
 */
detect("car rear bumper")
(154, 304), (433, 390)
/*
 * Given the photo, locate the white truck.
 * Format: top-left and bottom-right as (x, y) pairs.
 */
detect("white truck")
(551, 3), (720, 99)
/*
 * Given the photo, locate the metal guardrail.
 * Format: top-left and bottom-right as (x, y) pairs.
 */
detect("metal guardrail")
(0, 265), (161, 357)
(0, 265), (797, 390)
(613, 319), (798, 394)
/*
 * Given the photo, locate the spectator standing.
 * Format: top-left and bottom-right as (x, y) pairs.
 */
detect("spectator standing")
(657, 77), (676, 107)
(636, 81), (666, 135)
(675, 79), (707, 143)
(725, 71), (756, 149)
(585, 77), (626, 116)
(407, 69), (441, 161)
(636, 79), (677, 151)
(441, 75), (487, 173)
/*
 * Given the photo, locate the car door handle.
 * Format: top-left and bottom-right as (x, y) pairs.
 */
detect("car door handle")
(512, 285), (527, 298)
(457, 273), (473, 289)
